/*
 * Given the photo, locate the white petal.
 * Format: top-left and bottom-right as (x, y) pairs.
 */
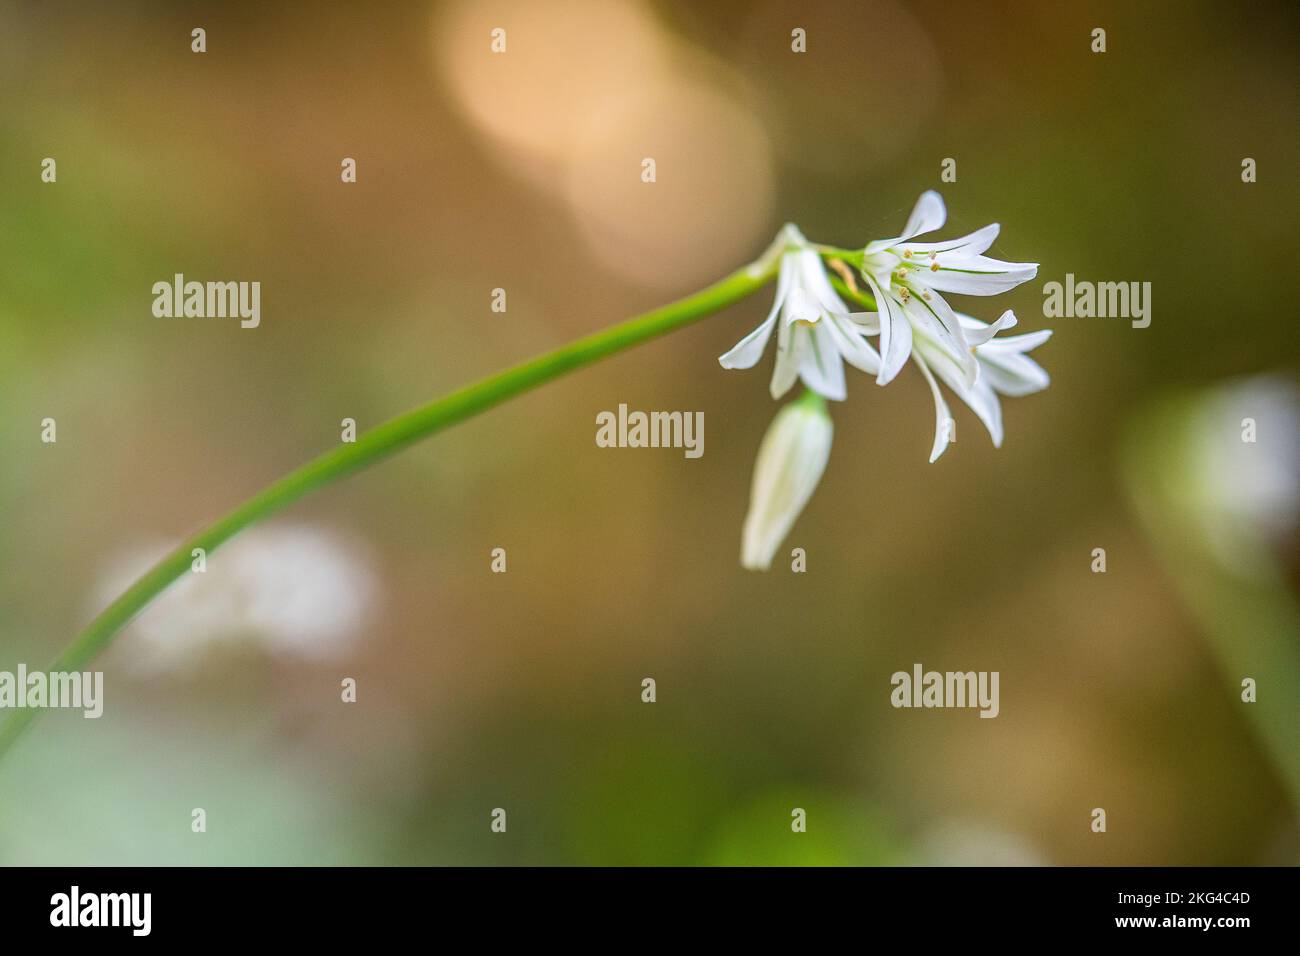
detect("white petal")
(959, 309), (1019, 346)
(741, 396), (834, 572)
(843, 311), (881, 334)
(719, 252), (794, 368)
(965, 378), (1004, 447)
(913, 353), (954, 463)
(782, 285), (823, 326)
(918, 338), (1004, 447)
(900, 222), (1000, 257)
(865, 275), (912, 386)
(769, 316), (802, 399)
(922, 255), (1038, 295)
(719, 312), (779, 370)
(979, 329), (1052, 396)
(825, 312), (882, 375)
(861, 249), (901, 288)
(796, 249), (852, 315)
(899, 190), (947, 242)
(797, 321), (847, 401)
(905, 291), (976, 387)
(980, 353), (1050, 396)
(747, 223), (808, 279)
(981, 328), (1052, 355)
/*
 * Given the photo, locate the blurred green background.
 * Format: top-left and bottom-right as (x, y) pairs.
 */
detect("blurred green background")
(1, 0), (1297, 865)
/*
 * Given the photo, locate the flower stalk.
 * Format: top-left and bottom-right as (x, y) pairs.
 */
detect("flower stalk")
(0, 257), (779, 760)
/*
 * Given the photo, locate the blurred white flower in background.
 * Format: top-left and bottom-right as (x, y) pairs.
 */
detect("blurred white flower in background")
(1190, 376), (1300, 570)
(912, 820), (1050, 866)
(91, 524), (378, 676)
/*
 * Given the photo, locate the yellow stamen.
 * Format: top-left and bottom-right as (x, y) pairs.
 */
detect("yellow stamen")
(826, 257), (860, 296)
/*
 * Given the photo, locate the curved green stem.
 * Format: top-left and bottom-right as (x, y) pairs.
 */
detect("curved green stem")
(827, 274), (878, 312)
(0, 258), (777, 760)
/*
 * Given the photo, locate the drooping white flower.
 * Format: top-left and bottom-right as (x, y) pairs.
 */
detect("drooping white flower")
(741, 390), (834, 571)
(720, 225), (880, 401)
(860, 191), (1039, 386)
(911, 310), (1052, 462)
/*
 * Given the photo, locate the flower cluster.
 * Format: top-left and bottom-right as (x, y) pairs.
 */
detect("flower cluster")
(722, 192), (1051, 569)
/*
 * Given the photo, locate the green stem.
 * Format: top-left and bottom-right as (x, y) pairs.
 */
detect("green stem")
(827, 275), (878, 312)
(815, 245), (864, 266)
(0, 258), (777, 760)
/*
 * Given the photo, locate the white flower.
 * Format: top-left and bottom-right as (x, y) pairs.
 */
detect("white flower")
(724, 202), (1051, 568)
(741, 390), (834, 571)
(912, 310), (1052, 462)
(860, 191), (1039, 386)
(720, 225), (880, 401)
